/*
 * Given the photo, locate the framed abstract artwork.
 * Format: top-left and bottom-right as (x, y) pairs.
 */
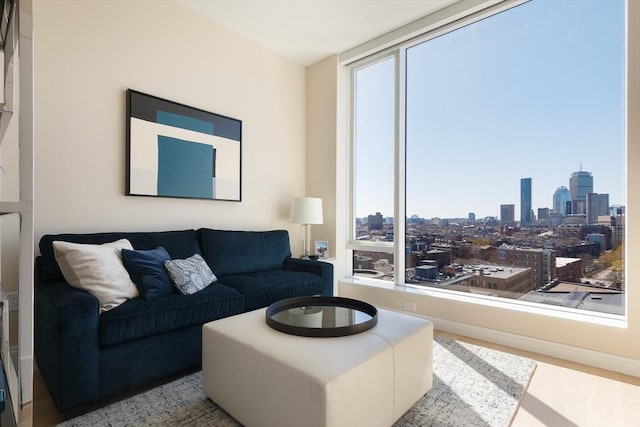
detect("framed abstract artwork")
(126, 89), (242, 201)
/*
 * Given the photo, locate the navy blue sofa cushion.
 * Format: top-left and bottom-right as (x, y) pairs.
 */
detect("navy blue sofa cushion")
(99, 283), (244, 346)
(121, 247), (174, 300)
(218, 270), (323, 311)
(198, 228), (291, 277)
(39, 230), (201, 282)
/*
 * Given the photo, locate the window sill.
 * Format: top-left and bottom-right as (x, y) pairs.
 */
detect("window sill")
(339, 276), (627, 329)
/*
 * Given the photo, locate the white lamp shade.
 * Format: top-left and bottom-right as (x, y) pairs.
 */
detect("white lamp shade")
(290, 197), (323, 224)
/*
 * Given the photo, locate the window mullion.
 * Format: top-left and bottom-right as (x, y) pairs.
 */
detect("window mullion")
(395, 49), (407, 286)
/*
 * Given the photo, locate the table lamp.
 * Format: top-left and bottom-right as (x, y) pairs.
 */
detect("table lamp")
(290, 197), (323, 258)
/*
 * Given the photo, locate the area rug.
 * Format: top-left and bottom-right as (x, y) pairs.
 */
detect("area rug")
(58, 337), (536, 427)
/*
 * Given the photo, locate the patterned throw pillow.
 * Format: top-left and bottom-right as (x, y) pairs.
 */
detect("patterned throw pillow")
(164, 254), (217, 295)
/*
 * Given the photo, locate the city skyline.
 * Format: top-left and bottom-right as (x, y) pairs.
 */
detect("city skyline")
(355, 0), (625, 220)
(357, 167), (623, 222)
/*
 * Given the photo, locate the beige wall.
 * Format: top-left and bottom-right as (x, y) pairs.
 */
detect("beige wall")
(305, 56), (338, 258)
(307, 3), (640, 371)
(33, 0), (307, 253)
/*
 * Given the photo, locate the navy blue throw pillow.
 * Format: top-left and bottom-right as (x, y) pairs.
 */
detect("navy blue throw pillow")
(121, 247), (174, 300)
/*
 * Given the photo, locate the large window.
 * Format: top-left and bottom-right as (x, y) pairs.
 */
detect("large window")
(350, 0), (626, 316)
(352, 55), (397, 279)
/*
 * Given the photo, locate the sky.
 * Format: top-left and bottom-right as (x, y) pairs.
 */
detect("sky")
(354, 0), (626, 220)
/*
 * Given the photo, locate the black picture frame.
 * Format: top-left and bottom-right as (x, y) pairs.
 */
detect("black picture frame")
(126, 89), (242, 201)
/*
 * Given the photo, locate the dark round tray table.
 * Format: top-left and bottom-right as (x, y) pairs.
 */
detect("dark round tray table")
(265, 296), (378, 337)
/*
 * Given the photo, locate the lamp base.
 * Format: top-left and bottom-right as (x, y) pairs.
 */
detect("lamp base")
(302, 224), (312, 259)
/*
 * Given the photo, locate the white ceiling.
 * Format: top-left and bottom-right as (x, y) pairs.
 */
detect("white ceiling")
(180, 0), (459, 66)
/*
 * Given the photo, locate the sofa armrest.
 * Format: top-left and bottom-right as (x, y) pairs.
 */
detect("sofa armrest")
(35, 257), (101, 411)
(282, 257), (334, 296)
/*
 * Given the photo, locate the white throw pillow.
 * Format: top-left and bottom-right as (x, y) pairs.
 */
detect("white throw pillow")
(52, 239), (140, 312)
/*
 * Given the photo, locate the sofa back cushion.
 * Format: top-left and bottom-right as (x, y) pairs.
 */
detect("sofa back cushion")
(39, 230), (201, 282)
(198, 229), (291, 277)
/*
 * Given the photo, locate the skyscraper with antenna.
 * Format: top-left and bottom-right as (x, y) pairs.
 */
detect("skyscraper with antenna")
(569, 167), (593, 214)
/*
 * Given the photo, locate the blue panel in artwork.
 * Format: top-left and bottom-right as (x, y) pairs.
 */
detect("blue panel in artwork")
(156, 110), (214, 135)
(157, 136), (213, 199)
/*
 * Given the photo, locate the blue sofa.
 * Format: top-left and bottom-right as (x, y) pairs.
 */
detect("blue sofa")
(34, 228), (333, 412)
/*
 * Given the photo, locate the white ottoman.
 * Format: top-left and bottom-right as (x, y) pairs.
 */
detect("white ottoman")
(202, 307), (433, 427)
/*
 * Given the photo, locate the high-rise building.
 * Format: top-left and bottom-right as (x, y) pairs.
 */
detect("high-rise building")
(520, 178), (532, 226)
(537, 208), (550, 220)
(468, 212), (476, 221)
(586, 193), (609, 224)
(569, 170), (593, 214)
(500, 204), (515, 224)
(572, 199), (587, 215)
(565, 200), (573, 214)
(610, 205), (625, 216)
(537, 207), (550, 227)
(367, 212), (384, 231)
(552, 186), (571, 215)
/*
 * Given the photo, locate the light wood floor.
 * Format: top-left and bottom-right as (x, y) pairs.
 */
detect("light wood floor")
(25, 330), (640, 427)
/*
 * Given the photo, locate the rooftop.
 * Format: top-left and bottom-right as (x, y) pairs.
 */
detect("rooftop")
(520, 283), (624, 315)
(555, 257), (582, 268)
(462, 264), (530, 280)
